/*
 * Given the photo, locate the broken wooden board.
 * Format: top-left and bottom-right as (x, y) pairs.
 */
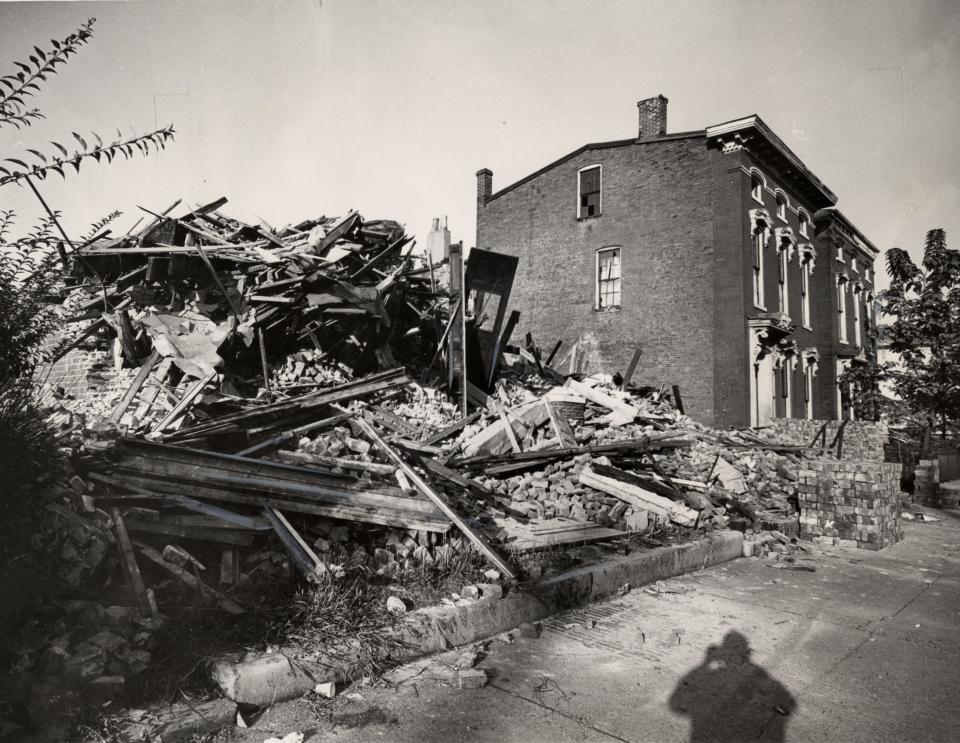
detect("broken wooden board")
(125, 518), (256, 546)
(354, 416), (516, 580)
(543, 399), (578, 449)
(263, 507), (325, 581)
(461, 399), (549, 457)
(563, 379), (639, 426)
(578, 467), (698, 527)
(136, 543), (245, 615)
(500, 517), (627, 552)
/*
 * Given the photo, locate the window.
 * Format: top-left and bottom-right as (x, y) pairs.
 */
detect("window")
(800, 260), (812, 328)
(865, 266), (871, 282)
(778, 246), (789, 316)
(778, 356), (795, 418)
(852, 257), (859, 273)
(803, 354), (818, 420)
(775, 192), (787, 220)
(596, 247), (621, 309)
(578, 165), (601, 219)
(751, 172), (764, 202)
(853, 285), (863, 347)
(835, 247), (845, 263)
(798, 211), (809, 237)
(837, 275), (848, 344)
(753, 230), (766, 308)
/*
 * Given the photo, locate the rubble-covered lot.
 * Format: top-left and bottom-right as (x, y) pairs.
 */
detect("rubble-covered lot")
(3, 198), (827, 740)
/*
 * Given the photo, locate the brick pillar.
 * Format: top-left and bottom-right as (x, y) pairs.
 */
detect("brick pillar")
(637, 95), (668, 138)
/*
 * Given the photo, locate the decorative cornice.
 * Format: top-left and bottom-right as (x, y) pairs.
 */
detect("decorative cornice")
(749, 208), (772, 237)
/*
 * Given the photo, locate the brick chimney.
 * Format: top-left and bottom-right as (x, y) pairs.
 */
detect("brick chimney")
(476, 168), (493, 209)
(637, 95), (668, 138)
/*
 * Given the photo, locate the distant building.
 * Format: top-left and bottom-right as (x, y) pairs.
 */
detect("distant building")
(475, 96), (879, 427)
(426, 216), (451, 266)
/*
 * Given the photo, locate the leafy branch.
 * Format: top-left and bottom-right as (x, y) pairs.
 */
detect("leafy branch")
(0, 126), (175, 187)
(84, 209), (122, 240)
(0, 18), (96, 130)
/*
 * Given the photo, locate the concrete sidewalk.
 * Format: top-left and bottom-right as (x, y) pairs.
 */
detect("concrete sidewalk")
(233, 507), (960, 742)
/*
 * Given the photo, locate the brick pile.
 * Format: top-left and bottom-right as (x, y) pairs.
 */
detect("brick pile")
(797, 460), (903, 550)
(766, 418), (889, 462)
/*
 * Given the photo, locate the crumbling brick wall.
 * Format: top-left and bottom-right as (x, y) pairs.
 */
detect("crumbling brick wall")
(798, 459), (903, 550)
(767, 418), (889, 461)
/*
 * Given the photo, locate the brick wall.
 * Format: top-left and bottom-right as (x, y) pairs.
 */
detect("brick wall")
(477, 137), (719, 424)
(766, 418), (889, 461)
(797, 460), (902, 550)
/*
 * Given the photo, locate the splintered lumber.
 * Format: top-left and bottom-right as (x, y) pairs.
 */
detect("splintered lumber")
(136, 543), (245, 615)
(564, 379), (639, 426)
(110, 350), (161, 424)
(622, 348), (642, 390)
(452, 433), (692, 473)
(353, 416), (516, 580)
(544, 399), (578, 449)
(153, 370), (217, 433)
(111, 509), (153, 618)
(236, 412), (353, 458)
(274, 449), (397, 476)
(421, 410), (481, 445)
(577, 467), (698, 527)
(106, 439), (451, 532)
(264, 507), (325, 580)
(419, 456), (491, 499)
(462, 400), (549, 457)
(164, 368), (408, 442)
(498, 406), (522, 453)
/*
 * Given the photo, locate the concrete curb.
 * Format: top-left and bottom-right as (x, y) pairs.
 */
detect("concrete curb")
(212, 530), (743, 708)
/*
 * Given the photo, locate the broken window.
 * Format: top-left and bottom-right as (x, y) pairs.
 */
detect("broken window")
(578, 165), (601, 219)
(596, 247), (621, 309)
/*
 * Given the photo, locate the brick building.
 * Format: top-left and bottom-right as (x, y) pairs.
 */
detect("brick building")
(475, 96), (878, 428)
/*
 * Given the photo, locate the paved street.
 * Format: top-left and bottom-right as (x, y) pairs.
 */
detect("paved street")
(243, 509), (960, 743)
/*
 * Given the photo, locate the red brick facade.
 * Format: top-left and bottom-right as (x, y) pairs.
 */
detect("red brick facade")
(475, 100), (877, 428)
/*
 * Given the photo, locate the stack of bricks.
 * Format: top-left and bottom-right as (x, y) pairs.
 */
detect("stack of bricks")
(768, 419), (889, 462)
(797, 460), (903, 550)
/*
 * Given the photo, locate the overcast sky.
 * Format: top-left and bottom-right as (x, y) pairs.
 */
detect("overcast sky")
(1, 0), (958, 289)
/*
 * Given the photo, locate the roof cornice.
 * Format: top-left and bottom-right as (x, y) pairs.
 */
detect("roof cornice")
(706, 115), (837, 209)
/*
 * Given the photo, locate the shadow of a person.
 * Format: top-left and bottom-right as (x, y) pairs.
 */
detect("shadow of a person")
(669, 630), (797, 743)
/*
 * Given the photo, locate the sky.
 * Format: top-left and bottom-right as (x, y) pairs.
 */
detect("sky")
(1, 0), (958, 289)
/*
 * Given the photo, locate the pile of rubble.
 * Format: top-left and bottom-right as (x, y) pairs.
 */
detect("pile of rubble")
(15, 196), (825, 711)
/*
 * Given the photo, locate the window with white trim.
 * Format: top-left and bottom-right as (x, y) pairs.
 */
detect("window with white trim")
(578, 165), (601, 219)
(753, 229), (765, 309)
(853, 284), (863, 347)
(837, 275), (849, 344)
(775, 193), (787, 220)
(596, 247), (621, 309)
(778, 245), (789, 315)
(864, 266), (871, 282)
(801, 260), (812, 328)
(852, 257), (859, 273)
(802, 353), (819, 420)
(751, 172), (764, 203)
(798, 211), (809, 237)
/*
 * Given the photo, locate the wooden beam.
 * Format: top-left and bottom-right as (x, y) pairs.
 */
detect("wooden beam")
(354, 416), (516, 579)
(111, 509), (153, 618)
(622, 348), (642, 390)
(110, 350), (160, 424)
(153, 369), (216, 433)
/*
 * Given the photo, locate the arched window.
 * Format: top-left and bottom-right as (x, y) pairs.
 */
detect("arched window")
(775, 190), (788, 220)
(798, 210), (810, 237)
(750, 170), (765, 202)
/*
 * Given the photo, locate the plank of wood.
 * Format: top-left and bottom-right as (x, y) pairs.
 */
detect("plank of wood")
(236, 412), (353, 458)
(274, 449), (397, 476)
(622, 348), (642, 390)
(486, 309), (520, 389)
(354, 416), (516, 579)
(578, 468), (697, 527)
(498, 406), (522, 453)
(421, 411), (481, 446)
(110, 350), (160, 424)
(152, 370), (216, 433)
(136, 543), (245, 614)
(564, 379), (638, 426)
(111, 509), (153, 618)
(544, 399), (578, 449)
(418, 456), (490, 499)
(264, 508), (324, 581)
(105, 470), (451, 532)
(125, 518), (255, 546)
